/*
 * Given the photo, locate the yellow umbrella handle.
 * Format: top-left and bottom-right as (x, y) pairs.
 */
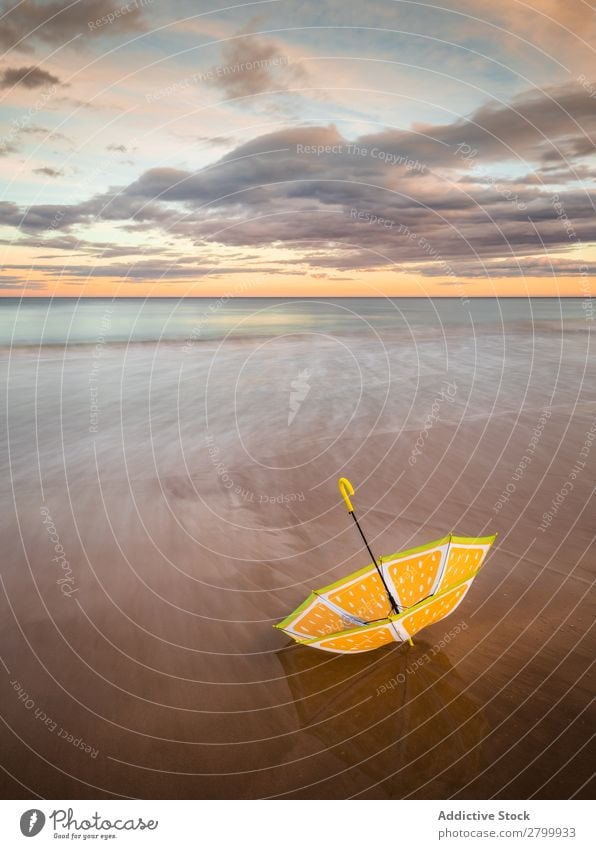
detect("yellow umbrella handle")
(338, 477), (354, 513)
(337, 475), (408, 639)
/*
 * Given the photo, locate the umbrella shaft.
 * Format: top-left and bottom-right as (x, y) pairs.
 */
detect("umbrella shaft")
(350, 512), (399, 614)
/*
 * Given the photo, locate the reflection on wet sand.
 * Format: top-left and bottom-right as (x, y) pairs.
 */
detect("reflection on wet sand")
(276, 638), (490, 798)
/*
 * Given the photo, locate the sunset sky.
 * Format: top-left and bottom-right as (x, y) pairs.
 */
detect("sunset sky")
(0, 0), (595, 297)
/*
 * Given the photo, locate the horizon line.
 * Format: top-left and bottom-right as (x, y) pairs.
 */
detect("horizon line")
(0, 295), (589, 300)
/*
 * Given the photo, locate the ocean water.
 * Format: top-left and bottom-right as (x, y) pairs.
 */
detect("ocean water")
(0, 296), (590, 346)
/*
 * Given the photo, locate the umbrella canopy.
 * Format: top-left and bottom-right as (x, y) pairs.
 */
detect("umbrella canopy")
(275, 478), (496, 654)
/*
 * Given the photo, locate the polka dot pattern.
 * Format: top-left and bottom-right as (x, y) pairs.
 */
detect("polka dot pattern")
(326, 570), (391, 620)
(292, 599), (361, 637)
(399, 583), (470, 638)
(277, 538), (495, 652)
(308, 623), (396, 653)
(385, 549), (443, 609)
(435, 545), (485, 594)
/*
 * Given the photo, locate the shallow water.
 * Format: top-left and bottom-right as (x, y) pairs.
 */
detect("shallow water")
(0, 296), (590, 346)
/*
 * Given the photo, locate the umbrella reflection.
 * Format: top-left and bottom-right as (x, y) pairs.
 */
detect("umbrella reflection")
(276, 636), (490, 797)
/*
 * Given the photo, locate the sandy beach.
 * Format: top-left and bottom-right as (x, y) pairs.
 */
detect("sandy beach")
(0, 301), (594, 799)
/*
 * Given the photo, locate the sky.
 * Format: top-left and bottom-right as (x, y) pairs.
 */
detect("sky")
(0, 0), (595, 297)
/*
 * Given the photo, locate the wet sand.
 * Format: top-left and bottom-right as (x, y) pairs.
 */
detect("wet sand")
(0, 321), (594, 799)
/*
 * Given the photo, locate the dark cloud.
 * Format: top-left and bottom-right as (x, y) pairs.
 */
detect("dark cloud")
(508, 165), (596, 185)
(19, 125), (69, 141)
(3, 84), (595, 276)
(33, 166), (63, 178)
(0, 139), (18, 156)
(0, 233), (88, 253)
(194, 135), (237, 148)
(0, 65), (62, 89)
(0, 124), (71, 159)
(358, 82), (596, 170)
(0, 234), (225, 263)
(0, 276), (46, 290)
(0, 0), (148, 50)
(13, 203), (86, 231)
(106, 143), (127, 153)
(0, 201), (21, 225)
(2, 261), (275, 280)
(431, 258), (596, 278)
(10, 193), (176, 232)
(173, 133), (237, 150)
(207, 30), (307, 98)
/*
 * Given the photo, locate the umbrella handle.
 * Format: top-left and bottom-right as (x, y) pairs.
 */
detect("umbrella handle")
(338, 475), (404, 623)
(338, 477), (355, 513)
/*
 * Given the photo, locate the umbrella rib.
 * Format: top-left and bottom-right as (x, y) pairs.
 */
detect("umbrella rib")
(313, 591), (366, 627)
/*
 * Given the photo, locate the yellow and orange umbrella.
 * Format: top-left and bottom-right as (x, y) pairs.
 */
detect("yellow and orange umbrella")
(275, 477), (496, 654)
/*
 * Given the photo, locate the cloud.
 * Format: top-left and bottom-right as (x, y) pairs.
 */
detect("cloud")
(106, 143), (127, 153)
(433, 258), (596, 278)
(0, 0), (149, 50)
(206, 29), (308, 98)
(0, 123), (70, 158)
(0, 201), (22, 225)
(0, 275), (46, 290)
(1, 261), (276, 280)
(3, 83), (595, 276)
(0, 140), (18, 156)
(359, 82), (596, 170)
(18, 125), (69, 141)
(0, 65), (62, 89)
(190, 135), (237, 148)
(33, 166), (63, 178)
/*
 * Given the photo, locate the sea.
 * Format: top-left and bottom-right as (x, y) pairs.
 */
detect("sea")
(0, 297), (591, 346)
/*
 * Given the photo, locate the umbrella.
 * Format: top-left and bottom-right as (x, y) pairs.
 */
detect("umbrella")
(275, 477), (496, 654)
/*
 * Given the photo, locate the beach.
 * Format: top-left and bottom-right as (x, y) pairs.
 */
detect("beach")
(0, 298), (594, 799)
